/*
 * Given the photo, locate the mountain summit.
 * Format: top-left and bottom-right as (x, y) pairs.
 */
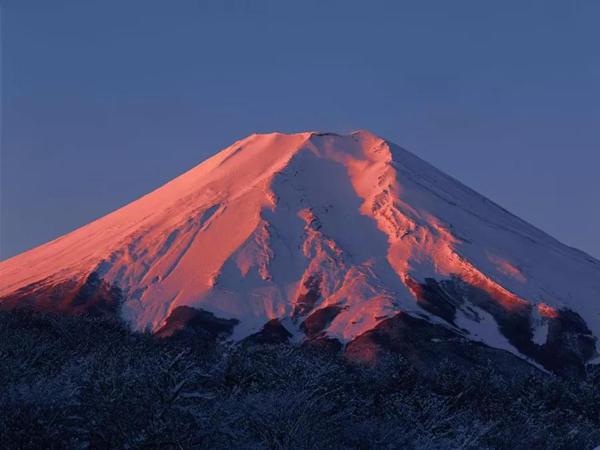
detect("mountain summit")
(1, 130), (598, 374)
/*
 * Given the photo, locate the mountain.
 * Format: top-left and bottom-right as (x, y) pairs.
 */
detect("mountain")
(1, 130), (598, 375)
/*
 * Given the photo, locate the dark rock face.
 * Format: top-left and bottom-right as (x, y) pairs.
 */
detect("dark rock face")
(381, 277), (597, 377)
(155, 306), (238, 340)
(405, 276), (459, 325)
(293, 274), (322, 318)
(436, 278), (596, 377)
(534, 309), (596, 377)
(300, 305), (342, 339)
(0, 272), (122, 318)
(345, 312), (458, 367)
(345, 312), (539, 378)
(244, 319), (292, 345)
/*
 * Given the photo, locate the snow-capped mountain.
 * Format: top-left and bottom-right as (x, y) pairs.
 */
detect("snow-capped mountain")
(1, 131), (598, 374)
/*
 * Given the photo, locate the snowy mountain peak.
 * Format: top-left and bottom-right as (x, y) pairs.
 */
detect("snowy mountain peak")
(1, 130), (598, 374)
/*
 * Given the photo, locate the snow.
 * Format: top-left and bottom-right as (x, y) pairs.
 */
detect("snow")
(454, 305), (519, 355)
(532, 321), (549, 346)
(1, 130), (599, 362)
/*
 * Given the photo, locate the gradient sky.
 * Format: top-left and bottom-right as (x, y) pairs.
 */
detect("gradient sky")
(1, 0), (599, 260)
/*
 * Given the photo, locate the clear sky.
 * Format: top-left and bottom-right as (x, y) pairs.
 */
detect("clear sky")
(1, 0), (599, 260)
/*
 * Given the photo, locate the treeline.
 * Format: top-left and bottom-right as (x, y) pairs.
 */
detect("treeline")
(0, 310), (599, 449)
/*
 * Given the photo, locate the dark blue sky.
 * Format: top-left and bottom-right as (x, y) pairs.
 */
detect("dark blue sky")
(2, 0), (599, 259)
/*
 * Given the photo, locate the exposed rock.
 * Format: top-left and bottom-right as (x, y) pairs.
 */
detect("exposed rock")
(300, 305), (342, 339)
(155, 305), (238, 340)
(244, 319), (292, 345)
(293, 274), (322, 318)
(439, 278), (597, 377)
(405, 276), (459, 325)
(345, 312), (539, 378)
(0, 272), (122, 318)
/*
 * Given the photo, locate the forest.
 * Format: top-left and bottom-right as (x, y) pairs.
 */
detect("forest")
(1, 310), (599, 449)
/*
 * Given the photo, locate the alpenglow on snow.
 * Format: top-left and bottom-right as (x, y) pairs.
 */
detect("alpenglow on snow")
(1, 131), (598, 374)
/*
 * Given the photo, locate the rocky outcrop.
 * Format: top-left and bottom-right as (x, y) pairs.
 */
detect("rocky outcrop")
(345, 312), (539, 378)
(0, 272), (122, 318)
(244, 319), (292, 345)
(155, 306), (238, 340)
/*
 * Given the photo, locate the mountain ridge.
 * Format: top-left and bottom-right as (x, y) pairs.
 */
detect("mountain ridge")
(1, 130), (598, 375)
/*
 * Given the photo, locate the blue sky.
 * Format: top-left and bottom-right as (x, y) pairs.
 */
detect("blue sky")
(2, 0), (599, 259)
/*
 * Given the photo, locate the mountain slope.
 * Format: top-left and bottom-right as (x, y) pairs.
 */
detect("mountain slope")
(1, 130), (598, 373)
